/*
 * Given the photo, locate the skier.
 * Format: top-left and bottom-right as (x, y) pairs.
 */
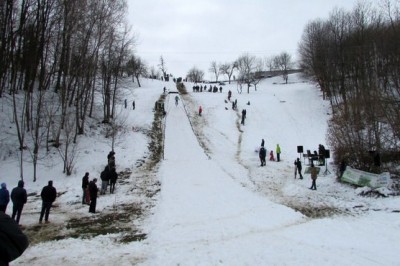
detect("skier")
(261, 139), (265, 147)
(228, 90), (232, 101)
(198, 106), (202, 116)
(175, 95), (179, 106)
(294, 158), (303, 179)
(259, 146), (266, 166)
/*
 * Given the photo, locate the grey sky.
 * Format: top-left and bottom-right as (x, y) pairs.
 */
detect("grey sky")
(127, 0), (364, 79)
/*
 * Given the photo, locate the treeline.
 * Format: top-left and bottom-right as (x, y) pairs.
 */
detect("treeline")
(186, 52), (294, 93)
(298, 1), (400, 173)
(0, 0), (143, 179)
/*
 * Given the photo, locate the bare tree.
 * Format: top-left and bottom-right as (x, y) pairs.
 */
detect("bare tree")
(236, 53), (257, 93)
(186, 67), (204, 83)
(219, 62), (237, 84)
(273, 52), (293, 84)
(209, 61), (220, 82)
(158, 55), (168, 80)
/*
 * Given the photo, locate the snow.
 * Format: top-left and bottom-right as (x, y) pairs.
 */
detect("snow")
(1, 74), (400, 266)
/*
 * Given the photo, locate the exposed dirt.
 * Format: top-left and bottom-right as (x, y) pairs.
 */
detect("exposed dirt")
(23, 94), (166, 245)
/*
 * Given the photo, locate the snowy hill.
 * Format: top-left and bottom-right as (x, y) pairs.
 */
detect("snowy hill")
(2, 74), (400, 265)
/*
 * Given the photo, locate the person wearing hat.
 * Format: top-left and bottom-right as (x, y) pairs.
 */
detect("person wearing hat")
(0, 183), (10, 213)
(0, 212), (29, 265)
(39, 180), (57, 223)
(11, 181), (27, 225)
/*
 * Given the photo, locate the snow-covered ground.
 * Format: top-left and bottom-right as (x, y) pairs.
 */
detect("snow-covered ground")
(1, 74), (400, 266)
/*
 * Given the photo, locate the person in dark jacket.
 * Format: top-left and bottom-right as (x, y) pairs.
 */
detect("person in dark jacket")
(39, 180), (57, 223)
(259, 146), (266, 166)
(0, 183), (10, 213)
(89, 178), (98, 213)
(310, 163), (318, 190)
(11, 180), (27, 225)
(294, 158), (303, 179)
(109, 168), (118, 194)
(82, 172), (89, 204)
(0, 212), (29, 265)
(100, 166), (110, 195)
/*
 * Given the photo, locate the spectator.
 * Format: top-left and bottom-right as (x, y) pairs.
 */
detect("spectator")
(11, 181), (27, 225)
(39, 180), (57, 224)
(276, 144), (281, 162)
(109, 168), (118, 194)
(294, 158), (303, 179)
(0, 183), (10, 213)
(100, 166), (110, 195)
(259, 146), (266, 166)
(269, 150), (275, 161)
(0, 212), (29, 265)
(310, 163), (318, 190)
(89, 178), (98, 213)
(82, 172), (90, 205)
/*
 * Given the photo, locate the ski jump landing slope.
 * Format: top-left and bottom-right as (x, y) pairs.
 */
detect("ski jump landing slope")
(143, 94), (305, 265)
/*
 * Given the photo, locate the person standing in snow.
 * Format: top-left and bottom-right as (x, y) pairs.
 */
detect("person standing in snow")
(132, 100), (135, 110)
(39, 180), (57, 223)
(124, 99), (127, 108)
(241, 109), (246, 125)
(199, 106), (202, 116)
(259, 146), (266, 166)
(89, 178), (98, 213)
(100, 166), (110, 195)
(228, 90), (232, 101)
(0, 212), (29, 265)
(309, 163), (318, 190)
(261, 139), (265, 147)
(0, 183), (10, 213)
(82, 172), (89, 204)
(276, 144), (281, 162)
(109, 168), (118, 194)
(269, 150), (275, 161)
(11, 180), (27, 225)
(294, 158), (303, 179)
(175, 95), (179, 106)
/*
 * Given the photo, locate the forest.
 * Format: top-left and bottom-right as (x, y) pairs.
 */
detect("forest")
(298, 1), (400, 174)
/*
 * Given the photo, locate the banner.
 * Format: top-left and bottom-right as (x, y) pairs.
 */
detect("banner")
(341, 166), (390, 188)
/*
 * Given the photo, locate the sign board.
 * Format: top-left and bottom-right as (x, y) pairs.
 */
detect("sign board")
(341, 166), (390, 188)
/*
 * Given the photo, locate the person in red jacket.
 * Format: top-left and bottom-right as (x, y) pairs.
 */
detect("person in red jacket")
(198, 106), (202, 116)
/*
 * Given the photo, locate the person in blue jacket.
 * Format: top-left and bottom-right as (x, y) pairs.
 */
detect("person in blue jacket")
(0, 183), (10, 213)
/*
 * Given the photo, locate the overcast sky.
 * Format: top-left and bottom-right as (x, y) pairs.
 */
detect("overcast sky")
(127, 0), (364, 79)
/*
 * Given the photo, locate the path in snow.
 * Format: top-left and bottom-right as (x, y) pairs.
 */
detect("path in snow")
(143, 94), (305, 265)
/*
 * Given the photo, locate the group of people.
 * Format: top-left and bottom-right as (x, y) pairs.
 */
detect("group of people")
(0, 179), (57, 225)
(258, 140), (281, 166)
(83, 151), (119, 214)
(124, 99), (135, 110)
(192, 85), (223, 93)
